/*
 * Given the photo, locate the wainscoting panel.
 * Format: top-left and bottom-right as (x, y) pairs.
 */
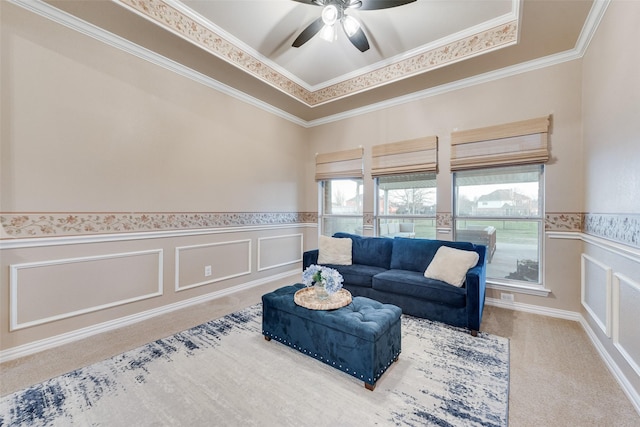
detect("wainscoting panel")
(175, 239), (251, 292)
(581, 253), (612, 337)
(613, 273), (640, 378)
(257, 234), (303, 272)
(10, 250), (163, 331)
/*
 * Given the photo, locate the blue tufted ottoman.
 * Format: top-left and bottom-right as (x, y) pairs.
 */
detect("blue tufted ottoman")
(262, 284), (401, 390)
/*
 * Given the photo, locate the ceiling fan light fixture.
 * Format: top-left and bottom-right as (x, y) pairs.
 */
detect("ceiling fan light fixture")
(291, 0), (416, 51)
(318, 23), (337, 42)
(321, 4), (338, 26)
(342, 15), (360, 37)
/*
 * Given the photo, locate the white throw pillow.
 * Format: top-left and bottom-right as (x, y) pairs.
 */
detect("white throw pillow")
(424, 246), (480, 287)
(317, 235), (352, 265)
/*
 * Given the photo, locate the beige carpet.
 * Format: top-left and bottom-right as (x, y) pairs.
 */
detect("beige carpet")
(1, 303), (509, 426)
(2, 283), (639, 425)
(481, 305), (639, 426)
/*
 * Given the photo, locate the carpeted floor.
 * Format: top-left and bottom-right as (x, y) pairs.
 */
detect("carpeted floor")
(0, 304), (509, 426)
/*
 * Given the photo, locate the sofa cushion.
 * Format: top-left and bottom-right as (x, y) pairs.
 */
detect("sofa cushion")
(372, 270), (467, 308)
(424, 246), (480, 287)
(332, 233), (393, 269)
(390, 238), (476, 273)
(321, 264), (387, 288)
(318, 235), (352, 265)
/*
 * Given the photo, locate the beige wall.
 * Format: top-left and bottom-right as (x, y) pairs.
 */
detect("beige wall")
(1, 3), (307, 213)
(0, 2), (312, 355)
(306, 60), (585, 312)
(582, 0), (640, 215)
(0, 1), (586, 353)
(2, 4), (639, 407)
(581, 0), (640, 399)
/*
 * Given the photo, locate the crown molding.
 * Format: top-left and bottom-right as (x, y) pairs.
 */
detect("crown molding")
(574, 0), (611, 55)
(115, 0), (519, 107)
(157, 0), (522, 95)
(7, 0), (309, 127)
(307, 0), (611, 126)
(9, 0), (609, 128)
(307, 48), (584, 127)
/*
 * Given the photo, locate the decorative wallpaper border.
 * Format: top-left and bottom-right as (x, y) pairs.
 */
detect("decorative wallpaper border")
(436, 213), (584, 232)
(584, 213), (640, 248)
(117, 0), (518, 106)
(310, 22), (517, 106)
(545, 213), (584, 232)
(436, 213), (452, 228)
(364, 213), (374, 226)
(4, 212), (638, 249)
(0, 212), (317, 239)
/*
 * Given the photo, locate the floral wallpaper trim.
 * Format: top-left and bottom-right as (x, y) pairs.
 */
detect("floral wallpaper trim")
(6, 212), (636, 248)
(0, 212), (318, 239)
(545, 213), (583, 232)
(364, 213), (374, 226)
(116, 0), (517, 106)
(310, 22), (518, 106)
(344, 212), (585, 233)
(436, 213), (453, 228)
(584, 213), (640, 249)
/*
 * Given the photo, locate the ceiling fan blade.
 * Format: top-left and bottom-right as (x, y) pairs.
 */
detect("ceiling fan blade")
(358, 0), (416, 10)
(346, 26), (370, 52)
(292, 17), (325, 47)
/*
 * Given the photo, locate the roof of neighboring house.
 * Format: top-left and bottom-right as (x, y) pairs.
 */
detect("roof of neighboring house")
(477, 189), (531, 202)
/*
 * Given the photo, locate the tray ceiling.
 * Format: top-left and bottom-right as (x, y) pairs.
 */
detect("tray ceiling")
(30, 0), (600, 124)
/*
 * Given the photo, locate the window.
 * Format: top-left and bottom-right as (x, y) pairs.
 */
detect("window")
(320, 178), (363, 236)
(453, 164), (544, 285)
(371, 136), (438, 239)
(376, 173), (437, 239)
(315, 148), (364, 237)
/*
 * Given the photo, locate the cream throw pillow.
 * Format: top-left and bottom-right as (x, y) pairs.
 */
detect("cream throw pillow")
(424, 246), (479, 287)
(317, 235), (352, 265)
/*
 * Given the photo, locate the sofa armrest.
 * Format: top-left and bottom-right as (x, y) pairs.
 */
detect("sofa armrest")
(464, 263), (487, 334)
(303, 249), (319, 270)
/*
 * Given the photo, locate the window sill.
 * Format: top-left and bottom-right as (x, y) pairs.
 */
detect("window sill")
(487, 281), (551, 297)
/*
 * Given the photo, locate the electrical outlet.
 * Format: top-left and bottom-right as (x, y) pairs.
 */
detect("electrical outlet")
(500, 292), (514, 303)
(204, 265), (212, 277)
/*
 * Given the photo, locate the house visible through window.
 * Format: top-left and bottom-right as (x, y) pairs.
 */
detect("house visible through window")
(376, 173), (437, 239)
(453, 164), (544, 285)
(320, 179), (363, 236)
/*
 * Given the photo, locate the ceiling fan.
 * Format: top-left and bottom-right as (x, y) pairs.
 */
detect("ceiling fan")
(291, 0), (416, 52)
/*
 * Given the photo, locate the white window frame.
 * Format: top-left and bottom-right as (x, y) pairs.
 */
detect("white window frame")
(374, 172), (437, 239)
(318, 178), (364, 237)
(453, 164), (550, 296)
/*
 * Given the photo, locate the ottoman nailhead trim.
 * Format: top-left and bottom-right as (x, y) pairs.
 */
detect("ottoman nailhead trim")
(264, 291), (401, 389)
(265, 333), (379, 383)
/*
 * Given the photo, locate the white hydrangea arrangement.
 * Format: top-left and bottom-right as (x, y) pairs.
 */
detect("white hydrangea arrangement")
(302, 264), (344, 295)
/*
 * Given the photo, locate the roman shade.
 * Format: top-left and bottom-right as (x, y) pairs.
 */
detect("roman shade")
(315, 147), (364, 181)
(371, 136), (438, 177)
(450, 116), (550, 171)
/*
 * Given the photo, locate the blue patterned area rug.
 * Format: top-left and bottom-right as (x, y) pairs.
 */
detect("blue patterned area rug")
(1, 304), (509, 426)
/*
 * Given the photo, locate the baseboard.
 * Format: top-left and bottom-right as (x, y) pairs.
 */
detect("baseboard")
(578, 317), (640, 416)
(0, 269), (299, 364)
(485, 297), (582, 321)
(485, 297), (640, 416)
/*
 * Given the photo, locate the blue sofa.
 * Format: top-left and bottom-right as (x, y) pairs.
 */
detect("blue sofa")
(303, 234), (487, 335)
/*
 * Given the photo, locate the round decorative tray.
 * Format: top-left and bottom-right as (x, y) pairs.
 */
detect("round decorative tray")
(294, 287), (352, 310)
